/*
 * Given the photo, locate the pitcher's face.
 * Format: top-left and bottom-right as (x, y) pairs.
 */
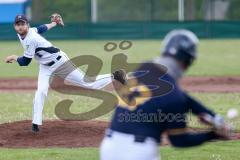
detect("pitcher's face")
(14, 21), (29, 36)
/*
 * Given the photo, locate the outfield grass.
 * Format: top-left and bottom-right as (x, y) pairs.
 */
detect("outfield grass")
(0, 39), (240, 77)
(1, 39), (240, 160)
(0, 141), (239, 160)
(0, 92), (240, 127)
(1, 91), (240, 160)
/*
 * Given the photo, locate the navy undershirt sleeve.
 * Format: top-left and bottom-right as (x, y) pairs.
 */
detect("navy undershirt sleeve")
(168, 131), (219, 148)
(17, 56), (32, 66)
(36, 25), (48, 34)
(184, 92), (215, 117)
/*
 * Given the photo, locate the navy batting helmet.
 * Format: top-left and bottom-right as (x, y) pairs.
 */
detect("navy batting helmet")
(161, 29), (199, 67)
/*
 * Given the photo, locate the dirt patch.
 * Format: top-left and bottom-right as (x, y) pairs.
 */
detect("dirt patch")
(0, 78), (36, 91)
(180, 76), (240, 93)
(0, 120), (239, 148)
(1, 76), (240, 93)
(0, 120), (108, 148)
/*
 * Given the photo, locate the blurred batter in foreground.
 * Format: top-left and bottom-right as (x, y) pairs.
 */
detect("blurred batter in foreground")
(100, 30), (233, 160)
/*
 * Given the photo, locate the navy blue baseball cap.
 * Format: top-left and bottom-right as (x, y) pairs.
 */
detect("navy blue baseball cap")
(14, 15), (29, 24)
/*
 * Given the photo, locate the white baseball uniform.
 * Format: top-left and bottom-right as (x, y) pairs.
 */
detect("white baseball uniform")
(18, 27), (113, 125)
(100, 130), (159, 160)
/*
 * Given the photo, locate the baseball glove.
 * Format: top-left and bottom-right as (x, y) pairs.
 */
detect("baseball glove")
(50, 13), (64, 27)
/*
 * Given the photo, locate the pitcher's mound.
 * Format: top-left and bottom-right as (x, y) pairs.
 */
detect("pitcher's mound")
(0, 120), (108, 148)
(1, 120), (240, 148)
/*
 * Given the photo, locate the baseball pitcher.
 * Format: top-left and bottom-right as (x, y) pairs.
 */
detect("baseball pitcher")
(5, 14), (126, 132)
(100, 30), (233, 160)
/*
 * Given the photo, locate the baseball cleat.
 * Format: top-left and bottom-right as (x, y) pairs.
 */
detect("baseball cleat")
(113, 69), (127, 85)
(32, 123), (40, 132)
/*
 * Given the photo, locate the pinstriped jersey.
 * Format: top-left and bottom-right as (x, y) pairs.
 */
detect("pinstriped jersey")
(17, 28), (60, 65)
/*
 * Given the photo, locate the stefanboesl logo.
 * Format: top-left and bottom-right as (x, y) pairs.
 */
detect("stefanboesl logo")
(50, 41), (173, 121)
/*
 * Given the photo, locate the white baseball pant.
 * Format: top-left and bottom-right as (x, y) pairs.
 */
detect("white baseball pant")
(100, 130), (160, 160)
(32, 51), (113, 125)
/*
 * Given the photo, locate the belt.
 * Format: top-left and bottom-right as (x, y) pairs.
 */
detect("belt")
(105, 129), (147, 143)
(45, 55), (62, 66)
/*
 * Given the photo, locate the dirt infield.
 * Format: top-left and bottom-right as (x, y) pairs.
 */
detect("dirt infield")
(180, 76), (240, 92)
(1, 76), (240, 92)
(0, 120), (108, 148)
(0, 120), (239, 148)
(1, 76), (240, 148)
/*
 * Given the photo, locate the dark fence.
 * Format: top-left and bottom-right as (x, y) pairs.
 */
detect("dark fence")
(1, 21), (240, 40)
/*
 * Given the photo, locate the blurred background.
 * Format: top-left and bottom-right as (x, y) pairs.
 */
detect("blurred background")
(1, 2), (240, 160)
(1, 0), (240, 40)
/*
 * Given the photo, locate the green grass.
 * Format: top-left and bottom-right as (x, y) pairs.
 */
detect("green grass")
(189, 93), (240, 130)
(1, 39), (240, 159)
(1, 92), (240, 160)
(0, 148), (99, 160)
(0, 141), (240, 160)
(0, 92), (240, 131)
(0, 91), (111, 124)
(0, 39), (240, 77)
(1, 92), (240, 127)
(161, 141), (240, 160)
